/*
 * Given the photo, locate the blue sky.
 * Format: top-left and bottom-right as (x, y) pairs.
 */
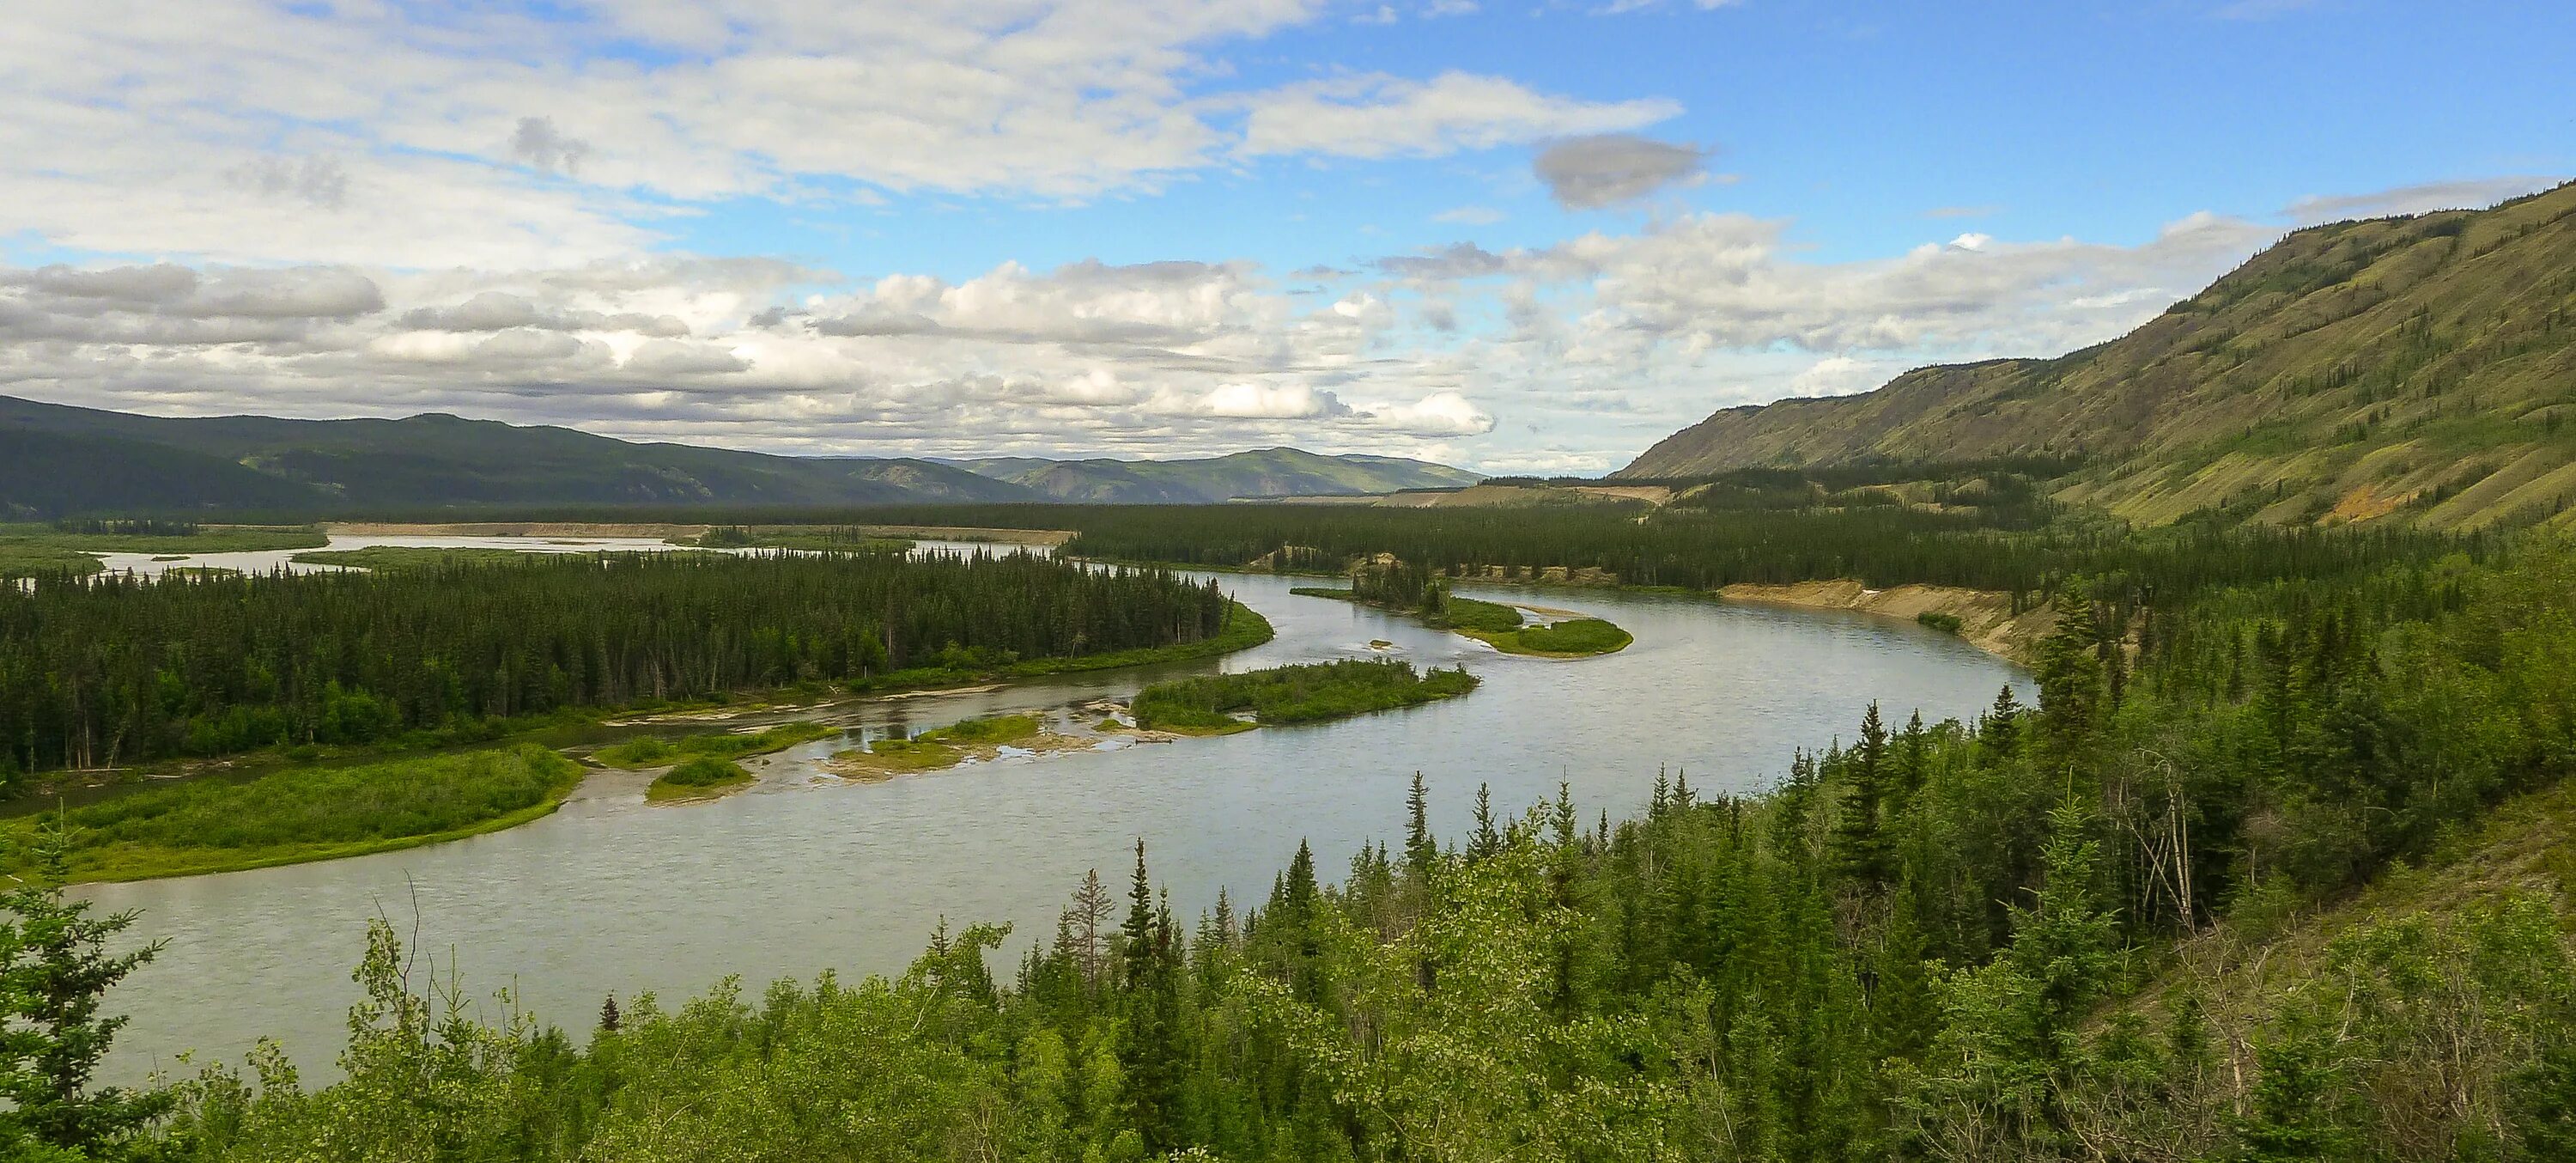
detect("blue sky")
(1, 0), (2567, 472)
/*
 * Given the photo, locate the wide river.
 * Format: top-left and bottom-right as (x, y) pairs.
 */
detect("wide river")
(80, 539), (2021, 1081)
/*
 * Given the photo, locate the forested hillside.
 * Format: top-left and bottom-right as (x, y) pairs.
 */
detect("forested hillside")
(1621, 182), (2576, 531)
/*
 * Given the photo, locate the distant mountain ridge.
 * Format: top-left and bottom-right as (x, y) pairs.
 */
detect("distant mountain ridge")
(1619, 181), (2576, 530)
(948, 448), (1483, 504)
(0, 395), (1478, 516)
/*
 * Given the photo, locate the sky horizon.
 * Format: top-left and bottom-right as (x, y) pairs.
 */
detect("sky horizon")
(3, 1), (2567, 474)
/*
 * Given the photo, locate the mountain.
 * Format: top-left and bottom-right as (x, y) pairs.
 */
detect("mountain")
(1619, 181), (2576, 529)
(947, 448), (1483, 503)
(0, 396), (1039, 516)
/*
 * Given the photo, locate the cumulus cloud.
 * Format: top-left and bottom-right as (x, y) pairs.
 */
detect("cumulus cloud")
(3, 176), (2511, 471)
(0, 3), (1686, 268)
(1533, 134), (1707, 208)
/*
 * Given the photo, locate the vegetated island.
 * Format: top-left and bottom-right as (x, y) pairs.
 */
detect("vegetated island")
(1129, 658), (1480, 735)
(1292, 559), (1631, 658)
(826, 714), (1092, 778)
(0, 745), (581, 883)
(645, 756), (756, 801)
(592, 721), (837, 770)
(0, 552), (1279, 876)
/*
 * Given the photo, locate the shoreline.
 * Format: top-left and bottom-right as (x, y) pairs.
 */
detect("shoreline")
(1714, 580), (2050, 667)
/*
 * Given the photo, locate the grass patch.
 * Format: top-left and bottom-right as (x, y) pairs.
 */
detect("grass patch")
(593, 721), (835, 769)
(645, 756), (755, 801)
(915, 714), (1042, 746)
(848, 600), (1275, 693)
(1132, 659), (1479, 733)
(0, 542), (104, 578)
(1917, 610), (1965, 633)
(1436, 595), (1527, 634)
(7, 745), (583, 882)
(1461, 617), (1633, 658)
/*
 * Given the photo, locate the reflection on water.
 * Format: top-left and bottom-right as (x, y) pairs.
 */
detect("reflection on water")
(80, 549), (2019, 1082)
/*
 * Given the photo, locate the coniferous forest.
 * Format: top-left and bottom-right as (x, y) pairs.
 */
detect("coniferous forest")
(0, 551), (1237, 776)
(0, 500), (2560, 1160)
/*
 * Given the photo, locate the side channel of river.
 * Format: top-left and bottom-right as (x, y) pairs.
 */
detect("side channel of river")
(81, 551), (2022, 1082)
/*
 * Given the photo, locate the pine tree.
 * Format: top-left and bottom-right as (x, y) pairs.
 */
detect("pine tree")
(598, 994), (620, 1033)
(0, 823), (172, 1154)
(1468, 783), (1500, 862)
(1404, 771), (1437, 883)
(1834, 702), (1894, 893)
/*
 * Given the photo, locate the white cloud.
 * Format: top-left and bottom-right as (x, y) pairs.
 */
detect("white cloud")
(0, 2), (1682, 268)
(1238, 73), (1679, 161)
(2283, 176), (2563, 226)
(3, 173), (2533, 472)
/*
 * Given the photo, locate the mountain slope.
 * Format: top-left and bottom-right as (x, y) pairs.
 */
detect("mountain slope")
(1619, 181), (2576, 529)
(952, 448), (1483, 503)
(0, 396), (1038, 516)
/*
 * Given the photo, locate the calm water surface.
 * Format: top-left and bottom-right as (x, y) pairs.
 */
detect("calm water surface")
(82, 547), (2021, 1081)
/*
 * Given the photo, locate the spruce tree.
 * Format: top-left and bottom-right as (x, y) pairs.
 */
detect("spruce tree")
(1833, 702), (1894, 893)
(0, 824), (171, 1155)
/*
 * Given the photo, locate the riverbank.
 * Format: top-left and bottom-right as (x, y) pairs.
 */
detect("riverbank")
(1715, 579), (2052, 665)
(18, 746), (585, 884)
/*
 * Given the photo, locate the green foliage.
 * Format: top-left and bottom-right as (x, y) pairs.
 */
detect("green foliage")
(914, 715), (1042, 745)
(1130, 659), (1479, 731)
(647, 757), (754, 800)
(2, 746), (581, 881)
(1473, 617), (1631, 657)
(0, 551), (1240, 774)
(594, 722), (834, 769)
(0, 823), (170, 1158)
(1917, 610), (1965, 633)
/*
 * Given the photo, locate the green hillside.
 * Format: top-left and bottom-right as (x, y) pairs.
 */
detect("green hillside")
(0, 395), (1039, 517)
(951, 447), (1482, 503)
(1619, 181), (2576, 530)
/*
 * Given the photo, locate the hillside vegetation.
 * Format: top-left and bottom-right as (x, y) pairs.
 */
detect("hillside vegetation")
(1621, 182), (2576, 531)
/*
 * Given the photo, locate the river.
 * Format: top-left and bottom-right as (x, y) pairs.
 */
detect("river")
(79, 543), (2022, 1082)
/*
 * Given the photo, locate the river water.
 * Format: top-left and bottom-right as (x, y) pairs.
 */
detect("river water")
(79, 541), (2021, 1082)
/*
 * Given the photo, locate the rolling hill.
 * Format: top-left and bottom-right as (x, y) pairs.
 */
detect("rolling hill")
(0, 395), (1480, 517)
(946, 448), (1483, 503)
(1619, 181), (2576, 529)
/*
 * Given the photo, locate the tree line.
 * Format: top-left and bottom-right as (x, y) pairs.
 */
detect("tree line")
(0, 551), (1234, 777)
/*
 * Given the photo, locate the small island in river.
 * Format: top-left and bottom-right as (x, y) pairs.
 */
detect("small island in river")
(1130, 658), (1479, 734)
(1292, 560), (1631, 658)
